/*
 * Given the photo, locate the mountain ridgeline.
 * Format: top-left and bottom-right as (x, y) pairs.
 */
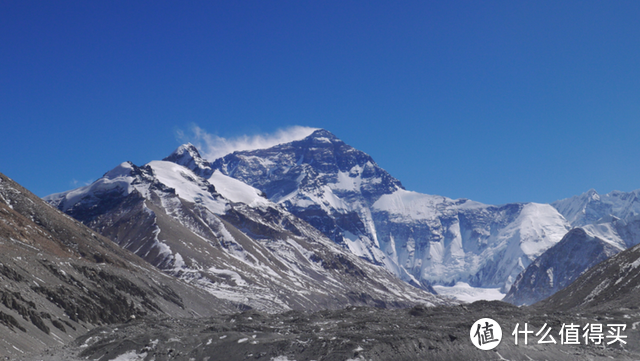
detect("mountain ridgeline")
(45, 148), (448, 313)
(44, 129), (640, 309)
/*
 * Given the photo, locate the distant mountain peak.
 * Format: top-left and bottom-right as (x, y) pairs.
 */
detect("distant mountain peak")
(212, 129), (405, 202)
(164, 143), (213, 178)
(585, 188), (600, 201)
(552, 187), (640, 227)
(103, 161), (135, 179)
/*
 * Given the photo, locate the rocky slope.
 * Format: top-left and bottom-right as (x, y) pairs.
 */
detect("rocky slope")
(210, 129), (570, 292)
(0, 172), (231, 359)
(45, 156), (448, 313)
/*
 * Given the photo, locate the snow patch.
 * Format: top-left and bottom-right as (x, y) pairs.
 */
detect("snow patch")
(583, 279), (611, 304)
(109, 350), (148, 361)
(582, 223), (626, 250)
(147, 161), (227, 214)
(209, 170), (269, 207)
(511, 203), (570, 259)
(372, 189), (447, 220)
(432, 282), (505, 303)
(207, 267), (247, 286)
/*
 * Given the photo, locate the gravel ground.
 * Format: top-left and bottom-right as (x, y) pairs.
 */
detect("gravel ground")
(33, 301), (640, 361)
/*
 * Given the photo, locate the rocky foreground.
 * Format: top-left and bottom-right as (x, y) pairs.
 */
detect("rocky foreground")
(32, 301), (639, 361)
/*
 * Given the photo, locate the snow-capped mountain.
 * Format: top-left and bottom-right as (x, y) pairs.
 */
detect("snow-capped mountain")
(552, 188), (640, 227)
(210, 129), (570, 292)
(43, 129), (640, 306)
(45, 154), (448, 313)
(504, 188), (640, 305)
(503, 215), (640, 305)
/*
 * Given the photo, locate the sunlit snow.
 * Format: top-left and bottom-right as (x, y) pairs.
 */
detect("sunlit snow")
(209, 170), (269, 207)
(147, 160), (227, 214)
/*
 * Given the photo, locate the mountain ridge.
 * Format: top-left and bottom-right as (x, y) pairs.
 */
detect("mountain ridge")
(43, 128), (640, 306)
(44, 154), (450, 313)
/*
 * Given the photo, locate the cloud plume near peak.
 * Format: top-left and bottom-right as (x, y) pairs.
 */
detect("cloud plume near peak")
(178, 125), (319, 161)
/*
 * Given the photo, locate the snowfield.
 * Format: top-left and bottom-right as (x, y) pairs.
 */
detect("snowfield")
(432, 282), (505, 303)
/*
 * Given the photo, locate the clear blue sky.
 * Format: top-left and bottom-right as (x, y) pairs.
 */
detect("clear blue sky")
(2, 1), (639, 205)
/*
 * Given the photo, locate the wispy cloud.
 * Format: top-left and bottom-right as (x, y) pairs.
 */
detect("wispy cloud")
(177, 125), (318, 161)
(70, 179), (94, 187)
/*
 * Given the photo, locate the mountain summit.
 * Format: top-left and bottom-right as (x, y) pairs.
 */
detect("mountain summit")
(552, 188), (640, 227)
(208, 129), (570, 292)
(211, 129), (404, 202)
(163, 142), (214, 178)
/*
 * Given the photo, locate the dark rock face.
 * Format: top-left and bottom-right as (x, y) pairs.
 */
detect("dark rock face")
(504, 228), (621, 306)
(219, 131), (396, 203)
(212, 129), (404, 203)
(164, 143), (214, 178)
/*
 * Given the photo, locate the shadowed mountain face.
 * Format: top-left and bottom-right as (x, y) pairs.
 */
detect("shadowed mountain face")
(44, 158), (449, 314)
(536, 234), (640, 313)
(0, 173), (231, 358)
(504, 228), (622, 306)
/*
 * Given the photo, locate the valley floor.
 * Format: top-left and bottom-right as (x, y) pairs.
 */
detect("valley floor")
(26, 301), (640, 361)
